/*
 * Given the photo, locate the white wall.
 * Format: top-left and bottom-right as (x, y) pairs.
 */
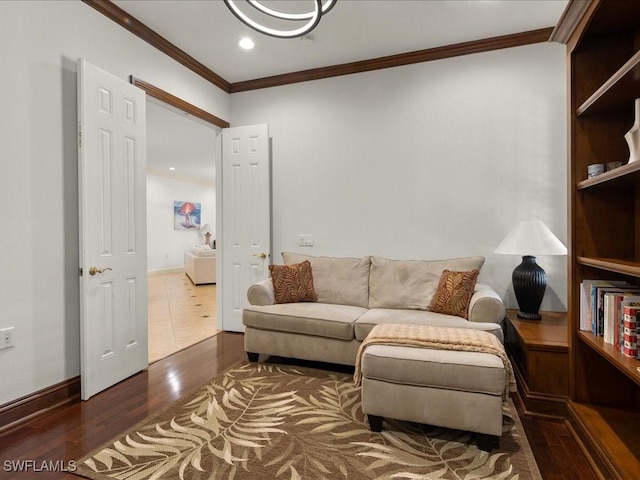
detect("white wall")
(0, 1), (229, 405)
(230, 42), (567, 312)
(147, 174), (216, 271)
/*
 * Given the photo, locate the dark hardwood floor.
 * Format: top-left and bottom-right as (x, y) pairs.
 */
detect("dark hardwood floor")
(0, 332), (597, 480)
(517, 413), (598, 480)
(0, 333), (245, 480)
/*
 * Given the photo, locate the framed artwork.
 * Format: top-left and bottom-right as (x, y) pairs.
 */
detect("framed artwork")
(174, 201), (201, 230)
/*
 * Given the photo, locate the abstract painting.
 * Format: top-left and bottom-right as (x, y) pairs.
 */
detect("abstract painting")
(174, 201), (201, 230)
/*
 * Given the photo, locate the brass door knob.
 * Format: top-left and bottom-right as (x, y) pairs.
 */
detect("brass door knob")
(252, 252), (269, 260)
(89, 266), (112, 276)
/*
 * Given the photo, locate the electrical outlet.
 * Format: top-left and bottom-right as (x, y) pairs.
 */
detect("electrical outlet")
(298, 234), (313, 247)
(1, 327), (15, 350)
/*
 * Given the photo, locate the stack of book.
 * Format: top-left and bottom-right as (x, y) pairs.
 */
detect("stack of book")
(579, 280), (640, 358)
(623, 305), (639, 358)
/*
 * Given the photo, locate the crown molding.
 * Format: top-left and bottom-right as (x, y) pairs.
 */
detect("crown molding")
(82, 0), (231, 92)
(87, 1), (554, 94)
(229, 28), (555, 92)
(549, 0), (598, 46)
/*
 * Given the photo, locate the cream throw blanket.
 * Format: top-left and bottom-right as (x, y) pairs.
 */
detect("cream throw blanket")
(354, 323), (517, 399)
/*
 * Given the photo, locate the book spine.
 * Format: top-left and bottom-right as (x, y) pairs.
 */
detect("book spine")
(591, 286), (599, 335)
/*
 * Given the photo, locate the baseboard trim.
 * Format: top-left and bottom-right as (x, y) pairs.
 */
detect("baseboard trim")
(566, 401), (616, 480)
(516, 377), (567, 420)
(511, 353), (567, 420)
(0, 376), (81, 435)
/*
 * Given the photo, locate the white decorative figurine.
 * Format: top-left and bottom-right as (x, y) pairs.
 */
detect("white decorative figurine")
(624, 98), (640, 164)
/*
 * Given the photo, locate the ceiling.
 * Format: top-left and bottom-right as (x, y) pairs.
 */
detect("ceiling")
(127, 0), (569, 184)
(113, 0), (569, 84)
(146, 99), (217, 184)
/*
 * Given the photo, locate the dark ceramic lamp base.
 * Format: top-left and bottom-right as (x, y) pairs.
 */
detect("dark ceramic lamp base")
(512, 255), (546, 320)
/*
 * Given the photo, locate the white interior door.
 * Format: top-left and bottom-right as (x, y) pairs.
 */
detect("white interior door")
(78, 59), (148, 400)
(219, 124), (271, 332)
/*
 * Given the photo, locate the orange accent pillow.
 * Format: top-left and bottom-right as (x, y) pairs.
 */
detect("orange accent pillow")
(429, 269), (480, 319)
(269, 261), (318, 304)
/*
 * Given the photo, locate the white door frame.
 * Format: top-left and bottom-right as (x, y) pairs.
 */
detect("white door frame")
(131, 78), (229, 336)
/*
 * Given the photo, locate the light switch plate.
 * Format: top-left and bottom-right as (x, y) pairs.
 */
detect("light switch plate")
(1, 327), (15, 350)
(298, 234), (313, 247)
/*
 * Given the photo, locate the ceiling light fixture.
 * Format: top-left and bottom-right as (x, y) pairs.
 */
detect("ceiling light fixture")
(223, 0), (336, 39)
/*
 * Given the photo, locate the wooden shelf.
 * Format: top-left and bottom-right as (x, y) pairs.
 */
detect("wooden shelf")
(568, 401), (640, 480)
(576, 160), (640, 189)
(577, 256), (640, 277)
(578, 330), (640, 386)
(576, 49), (640, 116)
(563, 1), (640, 478)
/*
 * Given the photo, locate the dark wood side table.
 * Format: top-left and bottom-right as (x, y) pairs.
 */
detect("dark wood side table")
(503, 310), (568, 419)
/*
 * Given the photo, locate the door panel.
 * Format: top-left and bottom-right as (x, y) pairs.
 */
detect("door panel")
(78, 59), (148, 400)
(220, 125), (271, 332)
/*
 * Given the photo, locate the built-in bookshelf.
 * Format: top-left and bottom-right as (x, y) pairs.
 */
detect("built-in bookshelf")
(552, 1), (640, 478)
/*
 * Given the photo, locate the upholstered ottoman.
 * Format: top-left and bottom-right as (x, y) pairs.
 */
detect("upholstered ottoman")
(360, 344), (507, 451)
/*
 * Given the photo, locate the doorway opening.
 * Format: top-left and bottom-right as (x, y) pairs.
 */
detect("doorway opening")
(145, 97), (221, 363)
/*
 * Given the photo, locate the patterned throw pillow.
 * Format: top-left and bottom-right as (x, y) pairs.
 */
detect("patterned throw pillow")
(429, 269), (480, 319)
(269, 261), (318, 304)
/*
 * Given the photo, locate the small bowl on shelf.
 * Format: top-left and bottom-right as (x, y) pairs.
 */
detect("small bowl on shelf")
(605, 161), (622, 172)
(587, 163), (604, 178)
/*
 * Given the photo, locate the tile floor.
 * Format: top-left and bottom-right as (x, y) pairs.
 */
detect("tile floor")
(147, 271), (219, 363)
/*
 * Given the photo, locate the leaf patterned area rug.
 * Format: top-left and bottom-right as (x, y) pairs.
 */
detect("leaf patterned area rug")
(74, 363), (541, 480)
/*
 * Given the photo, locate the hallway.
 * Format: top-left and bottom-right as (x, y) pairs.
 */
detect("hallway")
(147, 271), (218, 363)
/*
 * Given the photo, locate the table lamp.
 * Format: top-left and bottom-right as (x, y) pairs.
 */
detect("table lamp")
(495, 220), (567, 320)
(200, 224), (213, 247)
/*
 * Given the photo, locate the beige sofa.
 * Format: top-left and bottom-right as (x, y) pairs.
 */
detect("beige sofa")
(184, 246), (216, 285)
(243, 252), (506, 364)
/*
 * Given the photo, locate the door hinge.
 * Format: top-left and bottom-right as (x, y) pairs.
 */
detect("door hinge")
(79, 267), (83, 277)
(78, 122), (82, 148)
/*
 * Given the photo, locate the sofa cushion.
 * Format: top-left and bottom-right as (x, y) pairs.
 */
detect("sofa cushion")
(354, 308), (503, 342)
(188, 246), (217, 257)
(269, 261), (318, 304)
(361, 345), (505, 396)
(243, 303), (367, 340)
(430, 269), (479, 319)
(282, 252), (371, 308)
(368, 256), (485, 310)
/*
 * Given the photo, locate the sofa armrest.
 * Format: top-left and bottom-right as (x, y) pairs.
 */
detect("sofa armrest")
(247, 279), (275, 306)
(468, 283), (506, 324)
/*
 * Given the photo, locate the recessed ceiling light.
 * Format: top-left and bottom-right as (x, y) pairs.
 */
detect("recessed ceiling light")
(239, 37), (255, 50)
(169, 167), (176, 171)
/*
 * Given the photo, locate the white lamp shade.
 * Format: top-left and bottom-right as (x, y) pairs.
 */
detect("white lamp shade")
(494, 221), (567, 256)
(200, 224), (213, 235)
